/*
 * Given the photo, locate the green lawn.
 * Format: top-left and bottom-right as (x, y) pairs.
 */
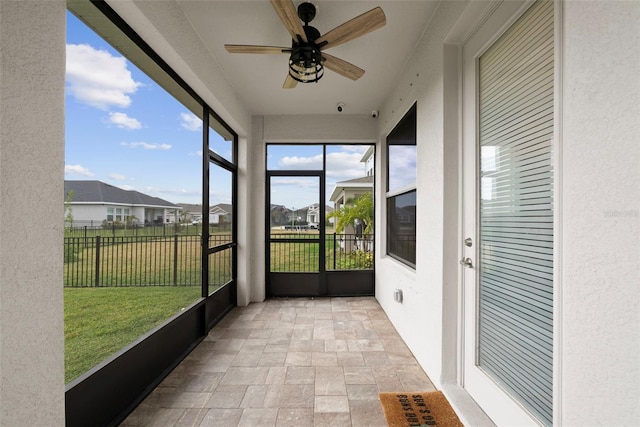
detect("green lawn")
(64, 229), (372, 383)
(64, 286), (201, 383)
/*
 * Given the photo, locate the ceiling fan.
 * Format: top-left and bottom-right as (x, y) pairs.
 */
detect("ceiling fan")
(224, 0), (386, 88)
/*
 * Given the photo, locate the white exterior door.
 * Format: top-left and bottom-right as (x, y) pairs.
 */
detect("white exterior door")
(461, 1), (554, 425)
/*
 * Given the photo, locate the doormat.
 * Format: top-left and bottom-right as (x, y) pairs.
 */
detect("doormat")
(379, 391), (464, 427)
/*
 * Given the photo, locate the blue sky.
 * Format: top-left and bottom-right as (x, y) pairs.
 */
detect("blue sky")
(65, 12), (381, 208)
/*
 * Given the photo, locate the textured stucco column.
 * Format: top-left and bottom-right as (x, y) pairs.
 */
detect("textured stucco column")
(561, 1), (640, 425)
(0, 1), (66, 425)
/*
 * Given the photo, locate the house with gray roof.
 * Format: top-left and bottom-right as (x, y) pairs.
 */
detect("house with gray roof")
(328, 147), (375, 212)
(209, 203), (232, 225)
(64, 180), (179, 227)
(174, 203), (203, 224)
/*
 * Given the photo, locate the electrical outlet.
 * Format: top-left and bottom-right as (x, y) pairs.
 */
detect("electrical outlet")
(394, 289), (403, 303)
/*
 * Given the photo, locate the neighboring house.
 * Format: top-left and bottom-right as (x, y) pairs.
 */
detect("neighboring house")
(329, 176), (374, 252)
(175, 203), (203, 223)
(270, 204), (290, 227)
(64, 180), (179, 227)
(209, 203), (232, 225)
(306, 204), (319, 225)
(329, 147), (375, 216)
(361, 145), (374, 177)
(297, 204), (334, 226)
(269, 204), (333, 228)
(328, 175), (374, 214)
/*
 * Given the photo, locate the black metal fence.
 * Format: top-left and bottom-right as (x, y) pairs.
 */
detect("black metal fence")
(327, 233), (374, 270)
(65, 223), (230, 238)
(64, 234), (230, 287)
(269, 233), (374, 272)
(64, 232), (374, 287)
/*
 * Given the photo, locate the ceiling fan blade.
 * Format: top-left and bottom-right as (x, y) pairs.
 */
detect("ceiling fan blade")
(283, 73), (298, 89)
(322, 53), (365, 81)
(270, 0), (307, 43)
(316, 7), (386, 50)
(225, 45), (290, 54)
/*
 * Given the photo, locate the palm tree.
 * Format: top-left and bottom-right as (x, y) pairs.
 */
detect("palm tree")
(327, 192), (373, 235)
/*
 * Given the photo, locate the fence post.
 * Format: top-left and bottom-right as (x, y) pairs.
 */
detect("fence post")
(95, 235), (101, 287)
(333, 232), (337, 270)
(174, 233), (178, 286)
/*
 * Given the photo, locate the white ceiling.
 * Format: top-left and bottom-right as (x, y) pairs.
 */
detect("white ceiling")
(175, 1), (439, 116)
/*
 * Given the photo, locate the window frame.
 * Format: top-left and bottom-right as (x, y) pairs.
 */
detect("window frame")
(385, 103), (417, 268)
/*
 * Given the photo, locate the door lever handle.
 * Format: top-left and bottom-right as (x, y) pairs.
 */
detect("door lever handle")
(459, 257), (474, 268)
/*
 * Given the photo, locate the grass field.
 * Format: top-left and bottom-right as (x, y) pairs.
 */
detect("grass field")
(64, 233), (233, 287)
(63, 229), (372, 383)
(64, 286), (201, 383)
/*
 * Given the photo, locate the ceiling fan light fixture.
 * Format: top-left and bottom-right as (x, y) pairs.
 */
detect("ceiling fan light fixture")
(288, 44), (324, 83)
(226, 2), (386, 88)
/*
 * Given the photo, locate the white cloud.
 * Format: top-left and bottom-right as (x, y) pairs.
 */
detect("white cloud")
(180, 112), (202, 131)
(159, 188), (203, 198)
(107, 112), (142, 130)
(108, 173), (127, 181)
(271, 178), (318, 188)
(325, 151), (368, 180)
(65, 164), (95, 177)
(66, 43), (141, 109)
(339, 145), (368, 154)
(389, 145), (417, 189)
(277, 150), (369, 181)
(120, 142), (171, 150)
(279, 154), (323, 170)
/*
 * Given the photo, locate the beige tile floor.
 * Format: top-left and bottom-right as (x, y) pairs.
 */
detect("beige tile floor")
(121, 297), (435, 426)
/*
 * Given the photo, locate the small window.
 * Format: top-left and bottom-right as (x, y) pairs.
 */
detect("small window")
(106, 207), (114, 222)
(386, 104), (417, 267)
(387, 190), (416, 266)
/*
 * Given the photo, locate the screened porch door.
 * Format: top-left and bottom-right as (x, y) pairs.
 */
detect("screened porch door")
(267, 173), (324, 296)
(461, 1), (554, 426)
(266, 161), (374, 298)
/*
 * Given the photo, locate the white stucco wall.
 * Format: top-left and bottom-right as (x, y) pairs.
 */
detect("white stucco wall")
(0, 1), (66, 425)
(560, 2), (640, 425)
(263, 114), (378, 143)
(246, 116), (266, 304)
(244, 114), (378, 304)
(374, 0), (469, 391)
(376, 1), (639, 425)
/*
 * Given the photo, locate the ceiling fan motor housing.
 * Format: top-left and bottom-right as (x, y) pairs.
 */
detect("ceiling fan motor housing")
(297, 2), (317, 24)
